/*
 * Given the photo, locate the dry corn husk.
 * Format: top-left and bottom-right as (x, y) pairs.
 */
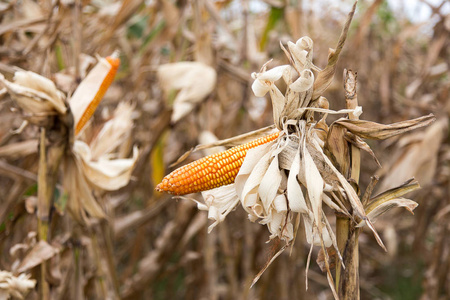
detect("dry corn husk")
(69, 55), (114, 122)
(0, 52), (138, 225)
(73, 101), (138, 191)
(66, 102), (138, 224)
(0, 71), (66, 125)
(63, 154), (107, 223)
(15, 240), (59, 273)
(88, 101), (134, 160)
(157, 61), (217, 123)
(0, 271), (35, 300)
(73, 142), (138, 191)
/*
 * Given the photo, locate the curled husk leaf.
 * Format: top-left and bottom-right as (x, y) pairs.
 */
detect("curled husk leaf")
(0, 71), (66, 125)
(69, 53), (120, 134)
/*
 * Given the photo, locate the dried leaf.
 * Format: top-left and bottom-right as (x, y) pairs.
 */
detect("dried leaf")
(363, 197), (418, 225)
(16, 240), (59, 273)
(237, 147), (273, 216)
(251, 64), (292, 128)
(273, 194), (288, 212)
(322, 211), (344, 266)
(344, 131), (381, 167)
(63, 155), (106, 223)
(284, 69), (314, 119)
(377, 118), (446, 191)
(326, 123), (350, 175)
(364, 178), (420, 218)
(287, 36), (314, 71)
(0, 140), (38, 159)
(308, 136), (388, 250)
(251, 243), (289, 288)
(251, 65), (291, 97)
(269, 83), (287, 129)
(312, 1), (357, 99)
(290, 69), (314, 92)
(334, 114), (436, 140)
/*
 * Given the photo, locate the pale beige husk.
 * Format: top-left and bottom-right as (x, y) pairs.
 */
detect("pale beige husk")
(157, 61), (217, 123)
(0, 271), (36, 300)
(0, 71), (66, 125)
(65, 102), (139, 224)
(69, 55), (116, 132)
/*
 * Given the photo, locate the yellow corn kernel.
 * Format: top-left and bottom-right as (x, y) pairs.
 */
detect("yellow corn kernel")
(75, 55), (120, 135)
(156, 132), (280, 195)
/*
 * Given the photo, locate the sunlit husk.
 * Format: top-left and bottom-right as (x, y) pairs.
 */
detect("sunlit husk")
(69, 55), (118, 133)
(200, 185), (240, 233)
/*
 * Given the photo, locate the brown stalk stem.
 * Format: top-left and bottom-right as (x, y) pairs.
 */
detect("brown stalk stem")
(90, 232), (108, 299)
(336, 69), (360, 299)
(74, 245), (82, 300)
(37, 128), (50, 300)
(37, 119), (68, 299)
(100, 221), (121, 299)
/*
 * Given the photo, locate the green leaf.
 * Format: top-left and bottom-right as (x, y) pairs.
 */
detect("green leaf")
(151, 131), (168, 191)
(127, 16), (149, 38)
(140, 20), (166, 53)
(260, 7), (284, 51)
(55, 191), (68, 215)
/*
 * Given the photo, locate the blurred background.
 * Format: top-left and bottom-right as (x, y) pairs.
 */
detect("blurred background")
(0, 0), (449, 299)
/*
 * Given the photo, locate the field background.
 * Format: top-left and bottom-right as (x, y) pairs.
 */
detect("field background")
(0, 0), (449, 299)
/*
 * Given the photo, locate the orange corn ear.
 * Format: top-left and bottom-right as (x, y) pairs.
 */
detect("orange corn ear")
(156, 132), (280, 195)
(75, 55), (120, 135)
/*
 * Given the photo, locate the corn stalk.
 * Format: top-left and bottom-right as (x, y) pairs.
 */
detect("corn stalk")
(37, 118), (69, 299)
(336, 69), (360, 299)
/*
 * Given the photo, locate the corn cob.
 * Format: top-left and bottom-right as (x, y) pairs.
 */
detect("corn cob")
(75, 55), (120, 135)
(156, 132), (280, 195)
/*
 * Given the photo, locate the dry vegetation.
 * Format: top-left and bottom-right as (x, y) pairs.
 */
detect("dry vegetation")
(0, 0), (449, 299)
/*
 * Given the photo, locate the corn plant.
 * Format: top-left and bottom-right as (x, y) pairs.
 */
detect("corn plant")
(156, 2), (435, 299)
(0, 52), (137, 299)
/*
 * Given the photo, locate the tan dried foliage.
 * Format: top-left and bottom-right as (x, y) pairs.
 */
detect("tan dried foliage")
(0, 0), (448, 299)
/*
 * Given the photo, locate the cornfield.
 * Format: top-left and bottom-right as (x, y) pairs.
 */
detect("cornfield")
(0, 0), (448, 299)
